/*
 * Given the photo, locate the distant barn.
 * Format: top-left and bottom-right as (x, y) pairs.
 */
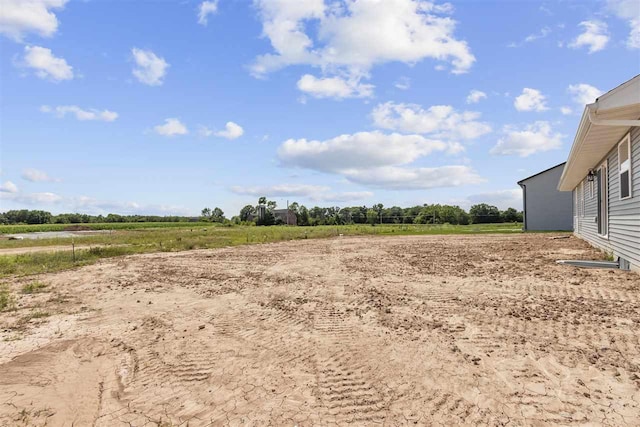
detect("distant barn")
(518, 163), (573, 231)
(272, 209), (297, 226)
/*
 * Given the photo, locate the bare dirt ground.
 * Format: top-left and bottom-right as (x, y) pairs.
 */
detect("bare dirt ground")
(1, 234), (639, 426)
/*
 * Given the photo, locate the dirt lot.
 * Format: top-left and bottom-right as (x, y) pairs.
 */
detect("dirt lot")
(1, 234), (639, 426)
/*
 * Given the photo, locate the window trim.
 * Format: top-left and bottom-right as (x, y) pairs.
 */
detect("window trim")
(618, 133), (632, 200)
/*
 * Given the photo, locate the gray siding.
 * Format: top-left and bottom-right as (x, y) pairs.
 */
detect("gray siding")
(573, 126), (640, 270)
(521, 164), (573, 231)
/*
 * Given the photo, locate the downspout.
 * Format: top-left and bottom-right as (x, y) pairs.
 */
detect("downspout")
(519, 183), (527, 231)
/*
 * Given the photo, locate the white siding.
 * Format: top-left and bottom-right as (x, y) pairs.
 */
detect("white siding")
(573, 126), (640, 270)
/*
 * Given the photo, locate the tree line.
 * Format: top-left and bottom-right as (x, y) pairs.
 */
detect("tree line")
(1, 201), (522, 226)
(234, 198), (523, 226)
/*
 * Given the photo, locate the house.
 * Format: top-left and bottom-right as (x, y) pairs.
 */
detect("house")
(518, 163), (573, 231)
(272, 209), (297, 226)
(558, 75), (640, 271)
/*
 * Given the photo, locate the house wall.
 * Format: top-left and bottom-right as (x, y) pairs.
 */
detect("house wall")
(573, 126), (640, 271)
(522, 165), (573, 231)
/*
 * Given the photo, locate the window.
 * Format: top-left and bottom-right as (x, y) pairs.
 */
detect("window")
(618, 133), (632, 199)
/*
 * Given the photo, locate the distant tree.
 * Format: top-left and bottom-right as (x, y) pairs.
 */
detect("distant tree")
(501, 207), (520, 223)
(211, 207), (225, 223)
(239, 205), (255, 222)
(201, 207), (212, 221)
(298, 205), (310, 226)
(469, 203), (501, 224)
(366, 209), (378, 225)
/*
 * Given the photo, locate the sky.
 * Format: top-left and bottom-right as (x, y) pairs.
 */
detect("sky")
(0, 0), (639, 217)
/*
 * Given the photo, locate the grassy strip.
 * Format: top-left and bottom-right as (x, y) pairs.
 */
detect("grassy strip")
(0, 221), (214, 234)
(0, 223), (525, 278)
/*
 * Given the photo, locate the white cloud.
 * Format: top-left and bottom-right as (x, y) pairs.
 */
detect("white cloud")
(72, 196), (191, 216)
(514, 88), (548, 112)
(465, 188), (522, 210)
(466, 89), (487, 104)
(40, 105), (118, 121)
(560, 106), (573, 115)
(22, 168), (60, 182)
(22, 45), (73, 81)
(198, 1), (218, 25)
(214, 121), (244, 140)
(343, 165), (485, 190)
(567, 83), (603, 106)
(569, 20), (609, 53)
(524, 26), (551, 43)
(490, 121), (563, 157)
(230, 184), (373, 203)
(0, 181), (18, 193)
(251, 0), (475, 95)
(231, 184), (330, 197)
(394, 76), (411, 90)
(0, 0), (68, 41)
(371, 102), (492, 141)
(14, 192), (63, 204)
(297, 74), (373, 99)
(278, 131), (447, 172)
(277, 130), (482, 190)
(154, 118), (188, 136)
(607, 0), (640, 49)
(131, 48), (169, 86)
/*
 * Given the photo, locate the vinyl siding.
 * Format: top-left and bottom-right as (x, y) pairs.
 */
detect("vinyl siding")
(573, 126), (640, 271)
(521, 164), (573, 231)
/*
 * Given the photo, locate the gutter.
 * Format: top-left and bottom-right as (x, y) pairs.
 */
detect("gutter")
(587, 108), (640, 127)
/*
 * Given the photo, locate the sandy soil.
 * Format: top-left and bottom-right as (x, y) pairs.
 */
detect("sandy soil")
(0, 234), (639, 426)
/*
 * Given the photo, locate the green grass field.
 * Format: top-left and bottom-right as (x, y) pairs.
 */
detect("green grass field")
(0, 222), (524, 278)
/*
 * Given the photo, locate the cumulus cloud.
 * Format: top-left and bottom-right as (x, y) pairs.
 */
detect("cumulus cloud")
(212, 122), (244, 140)
(514, 88), (548, 112)
(567, 83), (603, 106)
(0, 0), (68, 41)
(22, 45), (73, 81)
(466, 89), (487, 104)
(297, 74), (374, 99)
(40, 105), (118, 121)
(560, 106), (573, 115)
(131, 48), (169, 86)
(342, 165), (485, 190)
(154, 118), (188, 136)
(198, 1), (218, 25)
(371, 102), (492, 142)
(251, 0), (475, 96)
(278, 131), (447, 172)
(277, 130), (482, 190)
(569, 21), (609, 53)
(0, 181), (18, 193)
(607, 0), (640, 49)
(22, 168), (60, 182)
(490, 121), (563, 157)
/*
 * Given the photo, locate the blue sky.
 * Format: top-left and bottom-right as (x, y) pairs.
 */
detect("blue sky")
(0, 0), (638, 217)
